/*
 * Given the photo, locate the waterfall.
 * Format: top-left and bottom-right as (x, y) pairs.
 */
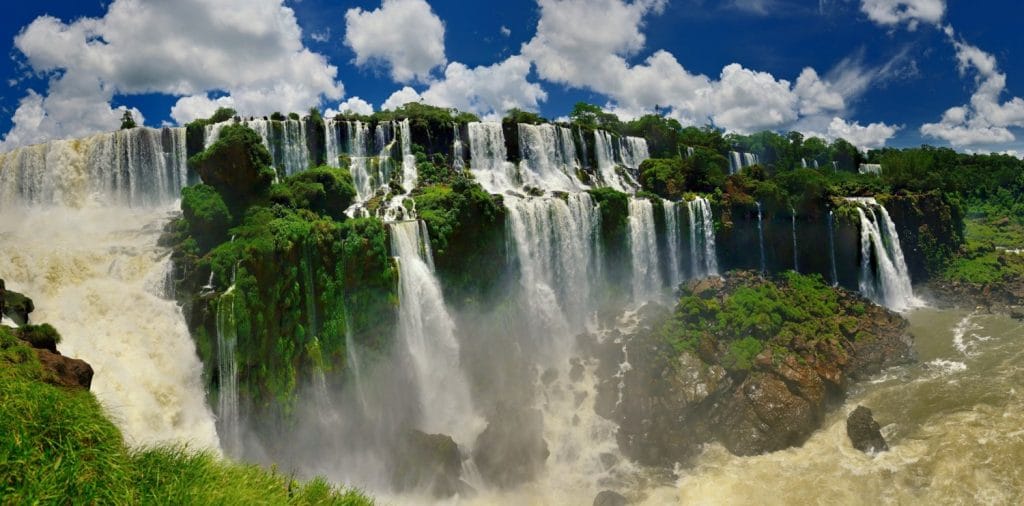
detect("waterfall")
(728, 151), (759, 175)
(850, 198), (919, 311)
(756, 201), (766, 274)
(505, 194), (601, 352)
(0, 206), (220, 450)
(399, 119), (417, 192)
(791, 208), (799, 272)
(594, 131), (635, 192)
(685, 146), (695, 158)
(518, 123), (584, 191)
(347, 120), (374, 200)
(325, 118), (342, 168)
(216, 284), (241, 456)
(390, 221), (476, 439)
(0, 127), (189, 208)
(618, 136), (650, 170)
(205, 119), (309, 176)
(663, 201), (683, 290)
(468, 122), (517, 193)
(628, 198), (661, 303)
(452, 124), (466, 171)
(828, 209), (839, 286)
(687, 197), (719, 278)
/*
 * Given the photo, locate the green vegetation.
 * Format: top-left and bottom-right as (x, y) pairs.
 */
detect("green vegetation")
(171, 125), (397, 422)
(119, 110), (137, 130)
(943, 209), (1024, 284)
(0, 326), (372, 505)
(413, 173), (507, 305)
(661, 272), (862, 373)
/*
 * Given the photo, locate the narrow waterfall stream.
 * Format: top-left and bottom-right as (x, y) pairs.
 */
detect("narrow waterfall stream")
(389, 221), (478, 442)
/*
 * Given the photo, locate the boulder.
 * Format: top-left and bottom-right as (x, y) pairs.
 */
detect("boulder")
(1, 280), (35, 326)
(35, 348), (93, 389)
(594, 490), (629, 506)
(391, 430), (467, 498)
(473, 404), (549, 488)
(846, 406), (888, 453)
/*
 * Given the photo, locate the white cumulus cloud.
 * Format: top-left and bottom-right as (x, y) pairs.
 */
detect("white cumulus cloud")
(827, 117), (900, 150)
(1, 0), (343, 150)
(344, 0), (446, 84)
(381, 56), (547, 119)
(920, 31), (1024, 147)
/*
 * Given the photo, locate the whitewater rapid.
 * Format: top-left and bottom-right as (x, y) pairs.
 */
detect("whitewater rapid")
(0, 206), (220, 451)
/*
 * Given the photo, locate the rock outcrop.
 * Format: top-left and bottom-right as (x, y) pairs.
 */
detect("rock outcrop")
(391, 430), (467, 498)
(593, 271), (913, 466)
(1, 279), (35, 326)
(473, 404), (550, 488)
(594, 490), (629, 506)
(846, 405), (888, 453)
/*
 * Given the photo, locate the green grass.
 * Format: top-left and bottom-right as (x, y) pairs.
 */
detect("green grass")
(0, 327), (373, 505)
(942, 208), (1024, 284)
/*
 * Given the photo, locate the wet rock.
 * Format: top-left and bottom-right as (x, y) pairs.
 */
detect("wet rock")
(846, 406), (888, 453)
(593, 490), (628, 506)
(1, 280), (35, 326)
(541, 367), (558, 385)
(1010, 307), (1024, 321)
(391, 430), (466, 498)
(473, 404), (549, 488)
(569, 357), (585, 382)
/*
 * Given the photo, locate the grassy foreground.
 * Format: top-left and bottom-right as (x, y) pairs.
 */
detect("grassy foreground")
(0, 327), (372, 505)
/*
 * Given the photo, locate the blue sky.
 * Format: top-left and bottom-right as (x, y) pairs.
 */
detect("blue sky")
(1, 0), (1023, 155)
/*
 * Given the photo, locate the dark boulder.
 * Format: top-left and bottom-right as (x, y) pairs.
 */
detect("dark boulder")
(1, 280), (35, 326)
(391, 430), (467, 498)
(473, 404), (549, 488)
(35, 348), (93, 390)
(846, 406), (888, 453)
(594, 490), (629, 506)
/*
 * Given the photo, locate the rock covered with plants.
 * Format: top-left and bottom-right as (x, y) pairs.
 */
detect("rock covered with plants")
(591, 271), (913, 466)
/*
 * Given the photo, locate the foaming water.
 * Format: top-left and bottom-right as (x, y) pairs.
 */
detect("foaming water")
(639, 308), (1024, 505)
(0, 206), (220, 451)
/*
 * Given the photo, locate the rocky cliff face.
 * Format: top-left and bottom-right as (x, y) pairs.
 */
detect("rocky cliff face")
(589, 271), (912, 467)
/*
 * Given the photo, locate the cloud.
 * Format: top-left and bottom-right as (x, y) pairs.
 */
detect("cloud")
(344, 0), (446, 84)
(519, 0), (895, 139)
(381, 55), (547, 119)
(728, 0), (778, 15)
(920, 31), (1024, 147)
(859, 0), (945, 30)
(326, 96), (375, 117)
(826, 117), (900, 150)
(500, 26), (512, 37)
(1, 0), (343, 150)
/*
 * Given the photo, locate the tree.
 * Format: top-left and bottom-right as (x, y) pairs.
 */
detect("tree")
(569, 102), (621, 132)
(119, 110), (137, 130)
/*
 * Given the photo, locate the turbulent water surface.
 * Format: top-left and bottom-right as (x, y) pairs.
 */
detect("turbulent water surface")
(637, 308), (1024, 505)
(0, 206), (220, 450)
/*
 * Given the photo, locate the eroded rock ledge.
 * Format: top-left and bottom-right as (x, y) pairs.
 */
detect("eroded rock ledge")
(588, 271), (913, 467)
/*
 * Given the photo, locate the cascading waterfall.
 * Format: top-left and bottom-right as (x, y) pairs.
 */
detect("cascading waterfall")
(663, 201), (683, 290)
(518, 123), (585, 191)
(728, 151), (759, 175)
(618, 136), (650, 170)
(505, 195), (602, 350)
(791, 208), (799, 272)
(594, 131), (634, 192)
(468, 122), (517, 194)
(628, 198), (661, 303)
(399, 119), (417, 193)
(0, 127), (189, 208)
(216, 284), (241, 456)
(346, 120), (374, 200)
(325, 118), (343, 168)
(452, 124), (466, 171)
(687, 197), (719, 278)
(390, 221), (476, 440)
(205, 119), (309, 176)
(828, 209), (839, 286)
(756, 201), (767, 273)
(850, 198), (919, 311)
